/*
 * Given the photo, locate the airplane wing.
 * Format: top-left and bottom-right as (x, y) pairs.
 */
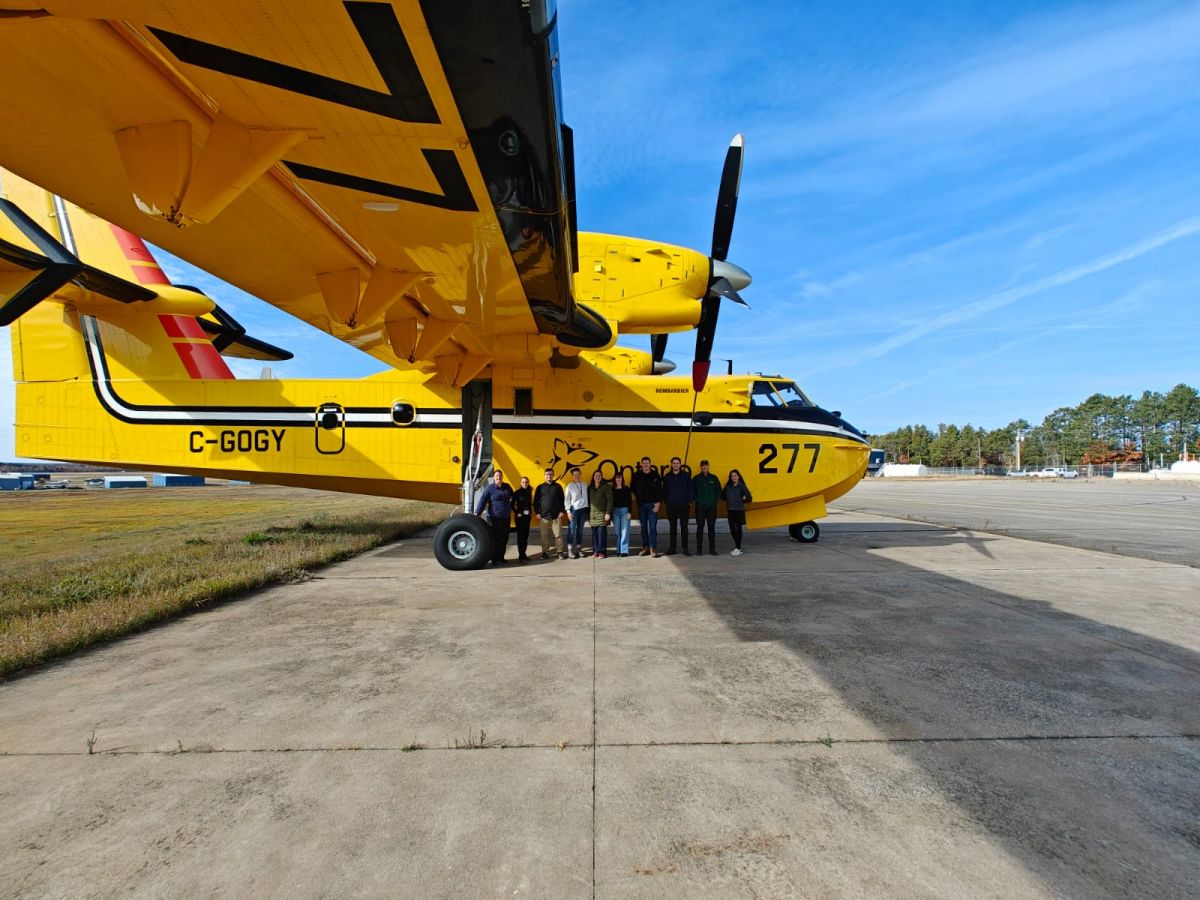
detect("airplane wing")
(0, 0), (610, 384)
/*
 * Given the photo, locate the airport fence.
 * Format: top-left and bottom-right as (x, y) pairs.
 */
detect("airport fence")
(882, 464), (1146, 478)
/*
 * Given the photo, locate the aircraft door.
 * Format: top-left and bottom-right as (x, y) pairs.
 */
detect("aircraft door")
(315, 402), (345, 455)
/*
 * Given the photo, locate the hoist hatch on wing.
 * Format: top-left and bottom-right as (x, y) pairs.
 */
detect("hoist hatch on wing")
(315, 402), (345, 455)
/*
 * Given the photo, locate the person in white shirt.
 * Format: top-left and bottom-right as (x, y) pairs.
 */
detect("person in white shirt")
(564, 466), (589, 559)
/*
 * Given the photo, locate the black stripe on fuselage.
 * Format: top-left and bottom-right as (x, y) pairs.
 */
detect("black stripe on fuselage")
(80, 317), (865, 442)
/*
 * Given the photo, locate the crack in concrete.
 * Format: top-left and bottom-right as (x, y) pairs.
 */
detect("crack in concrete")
(5, 732), (1196, 758)
(591, 557), (598, 900)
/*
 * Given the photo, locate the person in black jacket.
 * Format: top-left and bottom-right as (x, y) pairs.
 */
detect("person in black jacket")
(630, 457), (663, 558)
(724, 468), (753, 556)
(474, 469), (514, 564)
(533, 467), (567, 560)
(662, 456), (695, 555)
(511, 475), (533, 563)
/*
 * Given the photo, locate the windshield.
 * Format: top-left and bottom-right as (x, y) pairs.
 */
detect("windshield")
(750, 381), (814, 409)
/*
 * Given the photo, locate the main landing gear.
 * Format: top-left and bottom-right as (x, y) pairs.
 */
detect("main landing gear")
(435, 381), (495, 571)
(434, 514), (493, 571)
(788, 521), (820, 543)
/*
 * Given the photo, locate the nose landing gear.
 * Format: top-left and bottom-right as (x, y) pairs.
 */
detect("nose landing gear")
(788, 521), (820, 543)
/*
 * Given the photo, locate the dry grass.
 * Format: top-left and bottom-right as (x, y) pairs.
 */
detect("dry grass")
(0, 484), (451, 678)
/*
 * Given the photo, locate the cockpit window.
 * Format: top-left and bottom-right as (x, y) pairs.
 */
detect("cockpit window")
(750, 381), (813, 408)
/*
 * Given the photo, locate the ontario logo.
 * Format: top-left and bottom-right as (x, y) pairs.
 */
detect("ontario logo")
(547, 438), (598, 480)
(545, 438), (685, 482)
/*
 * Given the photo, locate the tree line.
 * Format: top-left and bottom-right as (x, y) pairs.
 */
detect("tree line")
(868, 384), (1200, 469)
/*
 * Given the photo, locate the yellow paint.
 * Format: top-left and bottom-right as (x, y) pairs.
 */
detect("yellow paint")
(0, 1), (871, 540)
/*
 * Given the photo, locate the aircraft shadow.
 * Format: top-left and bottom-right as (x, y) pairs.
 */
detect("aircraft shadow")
(622, 522), (1200, 895)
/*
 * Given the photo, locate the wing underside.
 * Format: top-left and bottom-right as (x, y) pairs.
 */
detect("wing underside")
(0, 0), (609, 383)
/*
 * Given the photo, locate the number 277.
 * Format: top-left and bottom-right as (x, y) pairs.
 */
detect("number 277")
(758, 442), (820, 474)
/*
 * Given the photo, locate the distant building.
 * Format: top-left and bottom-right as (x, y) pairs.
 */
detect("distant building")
(880, 463), (929, 477)
(103, 476), (147, 489)
(152, 474), (206, 487)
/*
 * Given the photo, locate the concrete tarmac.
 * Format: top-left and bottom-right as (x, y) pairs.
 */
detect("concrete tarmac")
(836, 478), (1200, 567)
(1, 483), (1198, 897)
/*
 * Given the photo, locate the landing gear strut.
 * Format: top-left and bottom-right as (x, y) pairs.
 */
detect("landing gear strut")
(435, 381), (494, 571)
(788, 521), (820, 543)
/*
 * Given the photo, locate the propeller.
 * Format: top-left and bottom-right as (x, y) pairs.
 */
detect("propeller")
(693, 134), (750, 392)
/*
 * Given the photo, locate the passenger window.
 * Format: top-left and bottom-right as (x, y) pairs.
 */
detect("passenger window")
(514, 388), (534, 417)
(391, 401), (416, 426)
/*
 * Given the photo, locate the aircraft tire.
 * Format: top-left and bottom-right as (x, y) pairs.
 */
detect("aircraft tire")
(434, 514), (494, 571)
(788, 521), (820, 543)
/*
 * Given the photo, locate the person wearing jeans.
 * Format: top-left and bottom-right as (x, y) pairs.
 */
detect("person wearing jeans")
(631, 457), (662, 558)
(564, 467), (589, 558)
(610, 472), (632, 557)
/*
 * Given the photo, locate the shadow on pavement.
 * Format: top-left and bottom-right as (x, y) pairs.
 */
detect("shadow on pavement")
(663, 521), (1200, 896)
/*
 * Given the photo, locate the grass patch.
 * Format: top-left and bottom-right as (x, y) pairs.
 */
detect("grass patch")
(0, 485), (450, 678)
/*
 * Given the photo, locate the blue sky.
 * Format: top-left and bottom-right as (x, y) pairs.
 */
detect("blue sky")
(4, 0), (1200, 459)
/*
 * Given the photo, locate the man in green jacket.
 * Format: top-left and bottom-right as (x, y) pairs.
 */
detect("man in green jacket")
(692, 459), (722, 556)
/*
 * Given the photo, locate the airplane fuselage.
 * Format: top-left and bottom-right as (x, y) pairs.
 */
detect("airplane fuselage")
(14, 311), (869, 529)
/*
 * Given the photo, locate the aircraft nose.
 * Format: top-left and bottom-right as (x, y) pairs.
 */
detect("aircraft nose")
(711, 259), (752, 291)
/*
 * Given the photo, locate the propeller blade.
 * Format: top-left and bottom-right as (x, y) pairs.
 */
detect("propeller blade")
(710, 134), (743, 262)
(693, 295), (720, 392)
(650, 333), (668, 363)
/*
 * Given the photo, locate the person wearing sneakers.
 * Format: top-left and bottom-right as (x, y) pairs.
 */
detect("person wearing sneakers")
(564, 466), (589, 559)
(724, 468), (753, 556)
(473, 469), (514, 565)
(662, 456), (694, 555)
(692, 459), (721, 556)
(588, 469), (613, 559)
(533, 467), (567, 560)
(631, 456), (663, 557)
(611, 472), (633, 557)
(511, 475), (533, 563)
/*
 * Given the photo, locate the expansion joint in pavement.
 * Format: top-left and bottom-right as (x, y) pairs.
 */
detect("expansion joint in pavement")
(5, 732), (1196, 759)
(590, 559), (598, 900)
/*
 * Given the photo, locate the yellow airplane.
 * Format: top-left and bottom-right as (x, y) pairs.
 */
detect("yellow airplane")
(0, 0), (869, 569)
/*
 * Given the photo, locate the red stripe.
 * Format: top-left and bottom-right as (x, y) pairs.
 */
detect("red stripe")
(173, 343), (234, 380)
(158, 314), (207, 339)
(108, 224), (170, 285)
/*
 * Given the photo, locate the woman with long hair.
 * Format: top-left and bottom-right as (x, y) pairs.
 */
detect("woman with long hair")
(588, 469), (614, 559)
(724, 468), (753, 556)
(610, 471), (632, 557)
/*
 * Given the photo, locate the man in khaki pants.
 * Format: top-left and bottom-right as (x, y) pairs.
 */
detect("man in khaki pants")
(533, 468), (567, 560)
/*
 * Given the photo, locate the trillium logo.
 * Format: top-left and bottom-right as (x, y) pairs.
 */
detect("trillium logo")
(547, 438), (598, 480)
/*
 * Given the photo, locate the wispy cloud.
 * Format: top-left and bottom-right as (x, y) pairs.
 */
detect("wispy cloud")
(867, 279), (1163, 404)
(833, 215), (1200, 373)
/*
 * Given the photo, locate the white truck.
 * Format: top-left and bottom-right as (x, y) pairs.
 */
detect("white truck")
(1035, 467), (1079, 479)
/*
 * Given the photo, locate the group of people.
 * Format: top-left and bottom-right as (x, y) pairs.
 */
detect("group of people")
(473, 456), (754, 565)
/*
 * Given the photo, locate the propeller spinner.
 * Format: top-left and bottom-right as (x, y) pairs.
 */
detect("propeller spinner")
(650, 135), (752, 390)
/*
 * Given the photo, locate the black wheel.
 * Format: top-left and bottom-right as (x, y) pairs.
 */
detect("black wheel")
(434, 514), (493, 570)
(788, 521), (820, 543)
